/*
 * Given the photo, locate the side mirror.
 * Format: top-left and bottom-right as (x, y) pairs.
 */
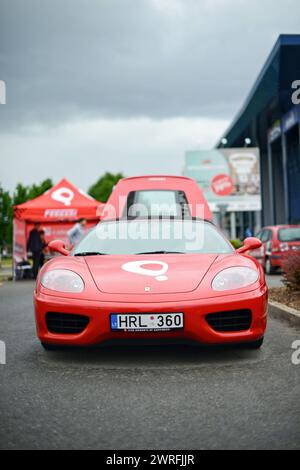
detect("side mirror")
(48, 240), (70, 257)
(237, 237), (262, 254)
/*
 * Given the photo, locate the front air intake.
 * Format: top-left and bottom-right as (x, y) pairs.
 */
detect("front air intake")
(46, 313), (89, 335)
(206, 310), (252, 333)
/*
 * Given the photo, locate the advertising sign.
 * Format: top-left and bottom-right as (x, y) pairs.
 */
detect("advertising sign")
(184, 148), (261, 212)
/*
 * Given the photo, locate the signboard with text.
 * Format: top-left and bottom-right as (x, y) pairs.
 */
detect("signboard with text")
(184, 148), (261, 212)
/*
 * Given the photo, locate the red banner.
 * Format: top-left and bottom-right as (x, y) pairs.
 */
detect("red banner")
(13, 219), (27, 263)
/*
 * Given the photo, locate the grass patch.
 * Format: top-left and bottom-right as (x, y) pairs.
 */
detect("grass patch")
(0, 258), (12, 268)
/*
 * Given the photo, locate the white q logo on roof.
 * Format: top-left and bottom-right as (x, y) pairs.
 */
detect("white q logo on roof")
(51, 188), (74, 206)
(122, 261), (169, 282)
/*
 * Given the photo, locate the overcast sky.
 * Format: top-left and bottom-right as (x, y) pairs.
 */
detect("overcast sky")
(1, 0), (300, 192)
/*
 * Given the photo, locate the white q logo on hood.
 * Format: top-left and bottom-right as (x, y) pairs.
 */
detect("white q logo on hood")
(51, 188), (74, 206)
(122, 261), (169, 282)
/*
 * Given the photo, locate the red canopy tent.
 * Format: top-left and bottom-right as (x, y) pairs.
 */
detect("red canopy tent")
(13, 178), (103, 269)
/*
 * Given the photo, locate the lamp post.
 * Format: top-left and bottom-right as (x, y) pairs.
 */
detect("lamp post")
(217, 203), (229, 236)
(220, 138), (228, 148)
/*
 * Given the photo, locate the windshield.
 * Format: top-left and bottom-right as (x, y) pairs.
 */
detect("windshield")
(278, 227), (300, 242)
(73, 219), (233, 256)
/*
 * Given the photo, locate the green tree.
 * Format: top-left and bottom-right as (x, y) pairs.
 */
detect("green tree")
(0, 185), (13, 248)
(27, 178), (53, 200)
(13, 179), (53, 205)
(13, 183), (29, 206)
(88, 172), (124, 203)
(0, 179), (54, 250)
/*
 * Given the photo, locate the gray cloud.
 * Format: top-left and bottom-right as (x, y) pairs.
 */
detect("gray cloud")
(0, 116), (228, 191)
(1, 0), (300, 192)
(1, 0), (300, 131)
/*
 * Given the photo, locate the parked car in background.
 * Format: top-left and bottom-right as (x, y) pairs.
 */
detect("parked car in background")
(250, 225), (300, 274)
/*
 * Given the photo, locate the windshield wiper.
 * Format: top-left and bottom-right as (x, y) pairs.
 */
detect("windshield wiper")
(74, 252), (107, 257)
(135, 251), (185, 255)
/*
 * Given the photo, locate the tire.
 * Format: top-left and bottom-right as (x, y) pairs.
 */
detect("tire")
(265, 257), (276, 275)
(241, 337), (264, 350)
(41, 342), (63, 351)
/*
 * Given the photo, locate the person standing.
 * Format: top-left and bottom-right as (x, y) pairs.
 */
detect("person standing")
(39, 229), (48, 268)
(67, 218), (87, 247)
(244, 227), (253, 238)
(27, 223), (44, 279)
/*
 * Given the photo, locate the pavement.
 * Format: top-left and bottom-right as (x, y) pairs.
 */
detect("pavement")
(266, 274), (284, 288)
(0, 279), (299, 450)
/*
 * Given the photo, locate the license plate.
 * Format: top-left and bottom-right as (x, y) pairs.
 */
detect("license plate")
(110, 313), (184, 332)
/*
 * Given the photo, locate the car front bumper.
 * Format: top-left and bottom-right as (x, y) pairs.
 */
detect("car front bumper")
(34, 285), (268, 347)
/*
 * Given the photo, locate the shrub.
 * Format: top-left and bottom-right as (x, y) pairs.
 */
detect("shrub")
(230, 239), (243, 249)
(282, 252), (300, 291)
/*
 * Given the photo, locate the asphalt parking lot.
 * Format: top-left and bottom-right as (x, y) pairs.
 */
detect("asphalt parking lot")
(0, 278), (299, 450)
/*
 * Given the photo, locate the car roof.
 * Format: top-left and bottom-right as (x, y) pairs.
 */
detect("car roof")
(262, 225), (300, 230)
(120, 175), (194, 183)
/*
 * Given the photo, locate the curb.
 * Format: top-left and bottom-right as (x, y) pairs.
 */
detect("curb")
(269, 301), (300, 328)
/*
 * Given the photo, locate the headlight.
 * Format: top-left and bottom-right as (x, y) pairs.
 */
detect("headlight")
(41, 270), (84, 293)
(212, 267), (259, 291)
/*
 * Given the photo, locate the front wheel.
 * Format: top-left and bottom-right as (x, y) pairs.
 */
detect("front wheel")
(41, 342), (63, 351)
(240, 337), (264, 350)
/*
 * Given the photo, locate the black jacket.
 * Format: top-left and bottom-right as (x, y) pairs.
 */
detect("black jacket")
(27, 229), (43, 253)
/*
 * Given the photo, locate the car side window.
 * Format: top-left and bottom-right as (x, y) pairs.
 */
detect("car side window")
(261, 230), (270, 243)
(256, 231), (262, 240)
(266, 230), (273, 242)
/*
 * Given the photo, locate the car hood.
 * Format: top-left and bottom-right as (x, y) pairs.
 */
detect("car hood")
(85, 254), (219, 295)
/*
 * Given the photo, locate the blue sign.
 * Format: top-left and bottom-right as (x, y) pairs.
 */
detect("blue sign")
(282, 107), (299, 133)
(268, 121), (282, 143)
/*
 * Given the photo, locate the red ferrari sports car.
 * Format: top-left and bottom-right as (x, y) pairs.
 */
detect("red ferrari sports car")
(34, 218), (267, 350)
